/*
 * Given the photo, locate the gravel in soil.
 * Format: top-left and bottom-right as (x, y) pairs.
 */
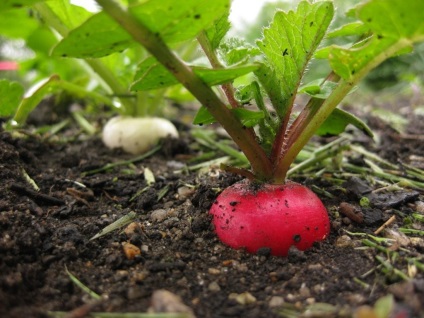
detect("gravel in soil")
(0, 113), (423, 318)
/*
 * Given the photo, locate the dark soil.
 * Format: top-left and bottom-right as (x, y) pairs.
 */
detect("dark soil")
(0, 109), (423, 318)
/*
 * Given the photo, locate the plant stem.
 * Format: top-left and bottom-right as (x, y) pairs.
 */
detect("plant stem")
(95, 0), (273, 180)
(274, 39), (414, 183)
(197, 32), (240, 109)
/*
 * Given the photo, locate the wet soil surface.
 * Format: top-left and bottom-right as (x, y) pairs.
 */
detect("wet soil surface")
(0, 111), (423, 318)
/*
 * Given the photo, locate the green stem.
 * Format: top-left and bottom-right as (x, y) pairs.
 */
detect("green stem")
(58, 79), (112, 105)
(273, 39), (412, 183)
(84, 59), (135, 115)
(33, 2), (135, 115)
(197, 32), (240, 109)
(95, 0), (273, 180)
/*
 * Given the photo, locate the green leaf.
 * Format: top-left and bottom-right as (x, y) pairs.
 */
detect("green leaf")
(256, 1), (334, 116)
(219, 38), (260, 65)
(193, 106), (216, 125)
(131, 57), (259, 91)
(130, 0), (230, 43)
(232, 108), (264, 128)
(0, 8), (39, 38)
(26, 27), (58, 54)
(235, 85), (255, 104)
(195, 65), (259, 86)
(205, 14), (230, 50)
(0, 80), (24, 117)
(254, 64), (285, 121)
(316, 108), (373, 137)
(45, 0), (92, 30)
(193, 100), (265, 129)
(52, 12), (132, 58)
(13, 75), (60, 125)
(329, 0), (424, 81)
(131, 57), (179, 90)
(0, 0), (42, 11)
(327, 21), (368, 38)
(358, 0), (424, 39)
(53, 0), (230, 58)
(299, 80), (338, 99)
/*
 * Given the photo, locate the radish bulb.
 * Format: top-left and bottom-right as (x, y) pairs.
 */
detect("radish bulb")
(102, 116), (178, 155)
(209, 179), (330, 256)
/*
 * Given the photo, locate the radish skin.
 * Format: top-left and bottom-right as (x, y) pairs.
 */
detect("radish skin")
(209, 179), (330, 256)
(102, 116), (178, 155)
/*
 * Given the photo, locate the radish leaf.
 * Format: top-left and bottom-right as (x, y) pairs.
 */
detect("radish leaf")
(327, 21), (368, 39)
(193, 106), (215, 125)
(205, 14), (231, 50)
(131, 57), (259, 91)
(0, 9), (39, 38)
(194, 65), (259, 86)
(232, 108), (264, 128)
(0, 0), (42, 11)
(316, 108), (373, 137)
(193, 107), (265, 129)
(329, 0), (424, 81)
(13, 75), (60, 125)
(256, 1), (333, 117)
(0, 80), (24, 117)
(299, 80), (338, 99)
(52, 13), (132, 58)
(53, 0), (229, 58)
(43, 0), (92, 30)
(218, 38), (260, 66)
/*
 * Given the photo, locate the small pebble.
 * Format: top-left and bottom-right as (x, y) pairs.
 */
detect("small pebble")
(335, 235), (353, 248)
(149, 290), (195, 318)
(177, 186), (195, 200)
(235, 263), (248, 272)
(269, 296), (285, 307)
(306, 297), (316, 305)
(208, 281), (221, 292)
(415, 201), (424, 213)
(167, 160), (185, 169)
(150, 209), (168, 222)
(307, 264), (323, 271)
(127, 286), (143, 300)
(342, 217), (352, 225)
(299, 284), (311, 298)
(207, 268), (221, 275)
(116, 270), (129, 278)
(312, 284), (325, 293)
(132, 271), (149, 283)
(122, 242), (141, 260)
(346, 293), (366, 305)
(124, 222), (141, 236)
(228, 292), (256, 305)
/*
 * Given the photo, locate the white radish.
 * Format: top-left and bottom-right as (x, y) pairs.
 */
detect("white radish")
(102, 116), (178, 155)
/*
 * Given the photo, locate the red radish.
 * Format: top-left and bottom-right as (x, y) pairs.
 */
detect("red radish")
(209, 179), (330, 256)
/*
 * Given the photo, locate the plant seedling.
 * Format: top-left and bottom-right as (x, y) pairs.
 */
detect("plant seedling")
(7, 0), (424, 255)
(89, 0), (424, 255)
